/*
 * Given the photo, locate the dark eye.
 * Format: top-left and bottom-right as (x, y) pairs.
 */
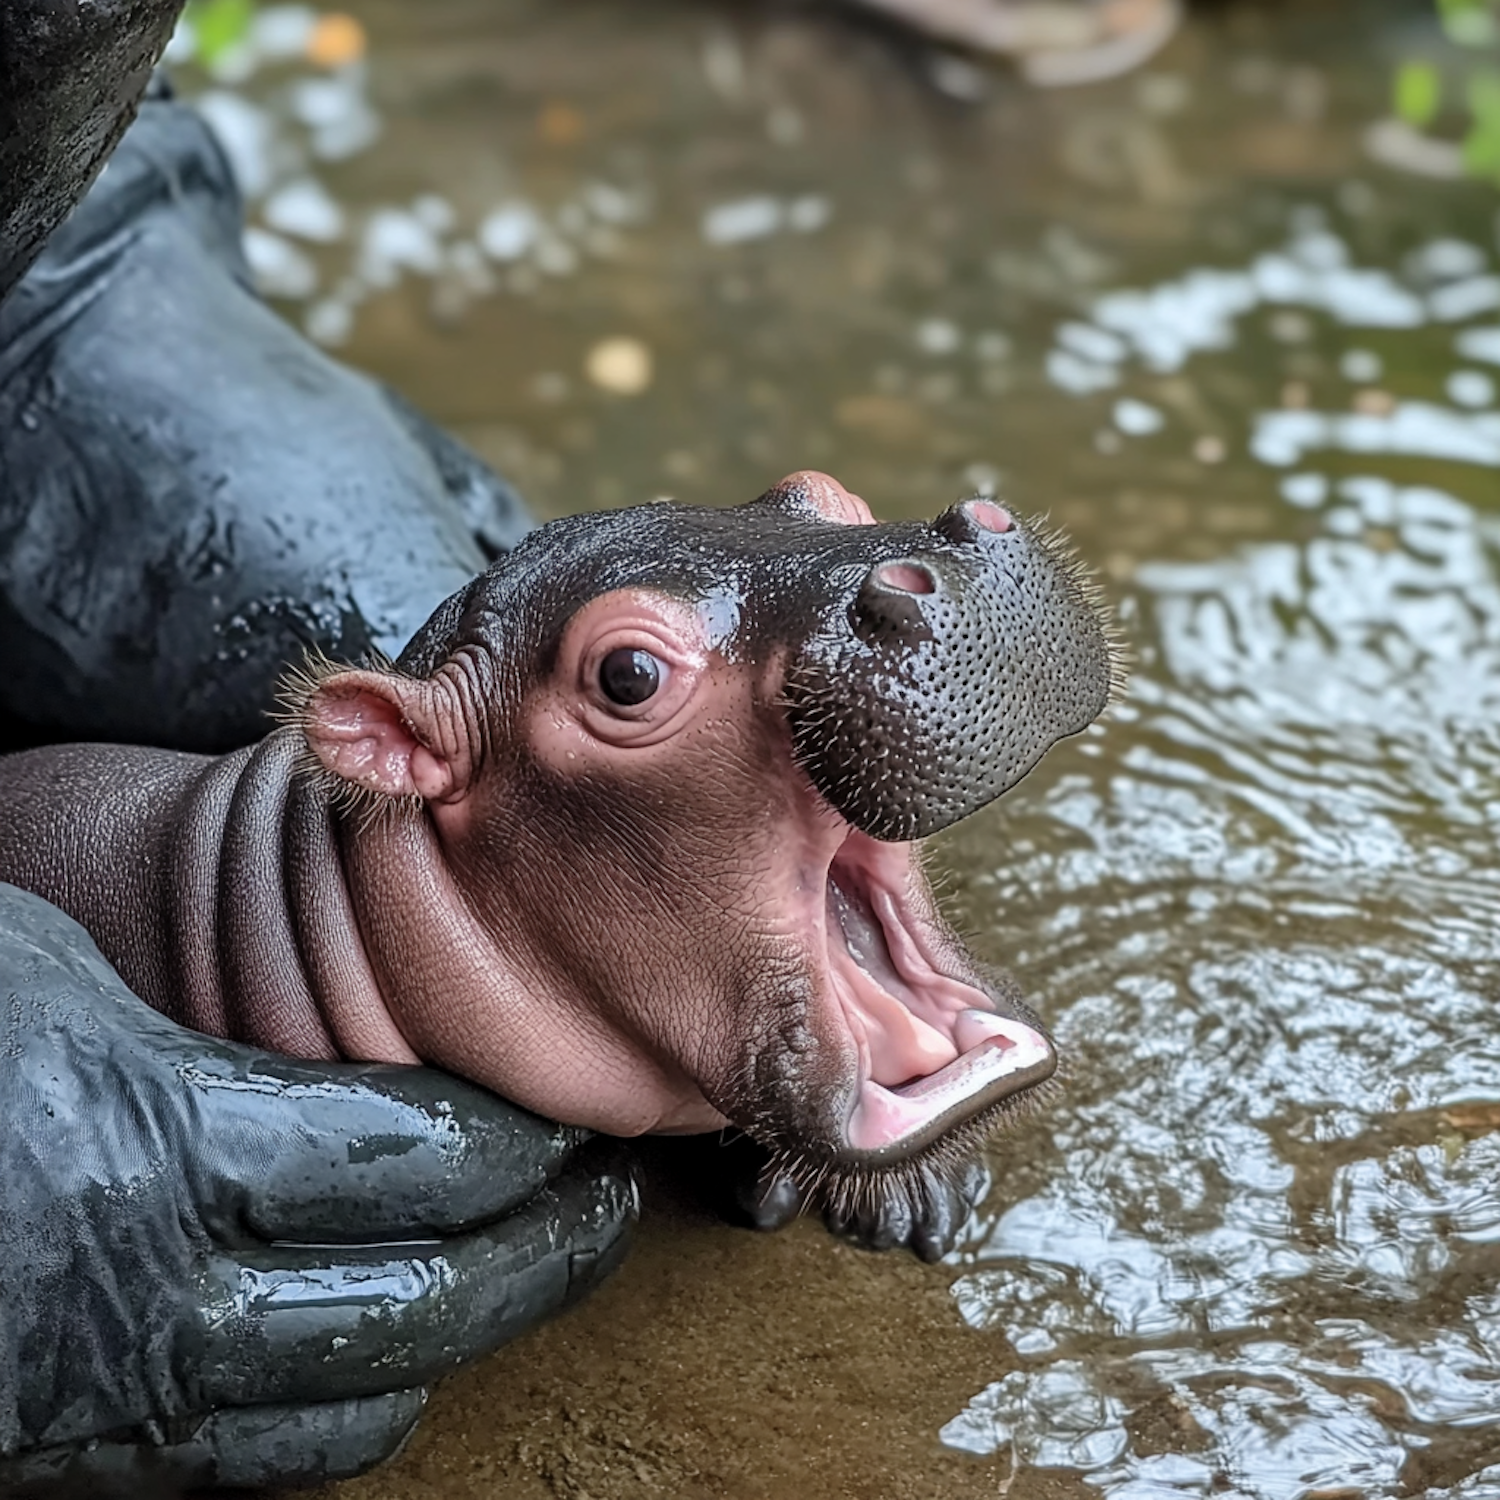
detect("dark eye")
(599, 647), (662, 706)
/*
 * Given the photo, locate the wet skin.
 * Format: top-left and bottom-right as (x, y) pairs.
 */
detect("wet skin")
(0, 0), (182, 301)
(0, 85), (527, 757)
(0, 470), (1117, 1234)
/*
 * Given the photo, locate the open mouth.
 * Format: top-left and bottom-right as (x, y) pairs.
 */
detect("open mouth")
(823, 828), (1056, 1165)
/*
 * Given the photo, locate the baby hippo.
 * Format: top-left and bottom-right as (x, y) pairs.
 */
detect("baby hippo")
(0, 472), (1117, 1247)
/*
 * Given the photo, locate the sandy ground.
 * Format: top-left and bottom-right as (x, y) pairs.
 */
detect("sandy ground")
(301, 1151), (1089, 1500)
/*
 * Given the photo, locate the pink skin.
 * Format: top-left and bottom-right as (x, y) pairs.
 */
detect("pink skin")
(299, 473), (1050, 1157)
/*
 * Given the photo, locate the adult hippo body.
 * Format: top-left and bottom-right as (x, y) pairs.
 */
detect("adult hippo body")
(0, 82), (527, 756)
(0, 471), (1116, 1227)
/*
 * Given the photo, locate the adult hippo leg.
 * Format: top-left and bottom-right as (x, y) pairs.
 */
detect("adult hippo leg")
(0, 0), (184, 300)
(0, 83), (529, 754)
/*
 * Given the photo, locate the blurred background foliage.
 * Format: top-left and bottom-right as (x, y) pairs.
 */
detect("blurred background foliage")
(179, 0), (1500, 188)
(1395, 0), (1500, 180)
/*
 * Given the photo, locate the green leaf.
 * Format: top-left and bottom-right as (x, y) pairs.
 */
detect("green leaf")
(1461, 75), (1500, 180)
(1394, 60), (1443, 127)
(1468, 67), (1500, 123)
(1462, 122), (1500, 180)
(185, 0), (254, 66)
(1438, 0), (1499, 49)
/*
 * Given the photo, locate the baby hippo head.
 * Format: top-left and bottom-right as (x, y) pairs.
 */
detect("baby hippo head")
(290, 473), (1120, 1221)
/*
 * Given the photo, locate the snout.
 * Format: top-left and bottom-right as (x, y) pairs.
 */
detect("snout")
(786, 504), (1116, 841)
(851, 502), (1015, 644)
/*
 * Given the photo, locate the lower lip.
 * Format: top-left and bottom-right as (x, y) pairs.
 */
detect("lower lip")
(841, 1010), (1056, 1162)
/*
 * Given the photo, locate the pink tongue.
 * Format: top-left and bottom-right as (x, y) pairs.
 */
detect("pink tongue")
(856, 985), (958, 1086)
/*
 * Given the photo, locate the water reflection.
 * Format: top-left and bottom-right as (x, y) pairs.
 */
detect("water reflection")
(947, 222), (1500, 1496)
(170, 3), (661, 350)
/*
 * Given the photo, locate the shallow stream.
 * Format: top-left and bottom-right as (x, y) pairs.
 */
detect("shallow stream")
(175, 2), (1500, 1494)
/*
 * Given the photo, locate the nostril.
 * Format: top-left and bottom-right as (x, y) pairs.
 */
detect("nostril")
(966, 500), (1011, 534)
(931, 498), (1014, 545)
(874, 561), (936, 595)
(853, 560), (936, 639)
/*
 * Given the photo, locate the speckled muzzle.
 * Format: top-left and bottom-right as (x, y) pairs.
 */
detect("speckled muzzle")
(783, 498), (1114, 841)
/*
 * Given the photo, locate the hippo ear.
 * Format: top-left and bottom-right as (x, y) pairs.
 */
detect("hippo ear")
(755, 470), (875, 526)
(298, 668), (468, 803)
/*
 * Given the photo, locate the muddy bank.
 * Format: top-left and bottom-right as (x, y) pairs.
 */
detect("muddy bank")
(315, 1153), (1080, 1500)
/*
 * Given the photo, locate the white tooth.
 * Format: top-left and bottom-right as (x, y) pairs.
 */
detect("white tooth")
(955, 1008), (1039, 1053)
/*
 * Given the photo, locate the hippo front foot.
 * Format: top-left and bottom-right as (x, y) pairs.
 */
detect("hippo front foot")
(738, 1154), (990, 1264)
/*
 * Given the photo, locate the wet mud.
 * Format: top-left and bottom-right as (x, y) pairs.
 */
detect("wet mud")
(313, 1155), (1077, 1500)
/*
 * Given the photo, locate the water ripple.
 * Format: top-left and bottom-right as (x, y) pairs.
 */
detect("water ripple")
(953, 213), (1500, 1498)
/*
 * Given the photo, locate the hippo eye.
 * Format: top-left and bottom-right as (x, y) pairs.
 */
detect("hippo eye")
(599, 647), (662, 706)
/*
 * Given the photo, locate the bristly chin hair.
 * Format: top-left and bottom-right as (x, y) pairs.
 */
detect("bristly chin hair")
(272, 647), (423, 834)
(753, 1067), (1062, 1228)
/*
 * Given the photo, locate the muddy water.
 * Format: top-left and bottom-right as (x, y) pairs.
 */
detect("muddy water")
(177, 0), (1500, 1494)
